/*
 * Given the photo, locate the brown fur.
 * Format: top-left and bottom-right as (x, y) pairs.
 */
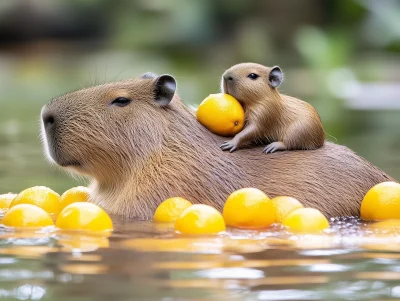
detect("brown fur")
(221, 63), (325, 153)
(41, 75), (394, 219)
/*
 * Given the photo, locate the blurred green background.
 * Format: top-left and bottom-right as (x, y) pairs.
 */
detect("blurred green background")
(0, 0), (399, 194)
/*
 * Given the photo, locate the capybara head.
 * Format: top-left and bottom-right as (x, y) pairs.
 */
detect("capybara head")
(41, 73), (177, 182)
(221, 63), (283, 104)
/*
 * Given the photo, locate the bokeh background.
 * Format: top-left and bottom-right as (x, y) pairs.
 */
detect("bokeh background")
(0, 0), (399, 194)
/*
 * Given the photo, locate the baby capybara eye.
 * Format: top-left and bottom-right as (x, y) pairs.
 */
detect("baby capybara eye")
(247, 73), (259, 80)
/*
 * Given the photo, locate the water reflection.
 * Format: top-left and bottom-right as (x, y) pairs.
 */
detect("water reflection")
(1, 217), (400, 300)
(0, 284), (46, 300)
(57, 234), (110, 252)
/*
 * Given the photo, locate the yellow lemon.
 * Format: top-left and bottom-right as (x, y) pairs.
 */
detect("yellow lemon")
(174, 204), (226, 234)
(223, 188), (275, 229)
(360, 181), (400, 221)
(153, 197), (192, 222)
(282, 208), (329, 233)
(10, 186), (61, 214)
(1, 204), (54, 228)
(271, 196), (304, 223)
(60, 186), (90, 210)
(0, 193), (17, 211)
(56, 202), (113, 232)
(196, 93), (244, 136)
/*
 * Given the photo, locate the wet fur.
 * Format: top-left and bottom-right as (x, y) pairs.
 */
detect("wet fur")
(42, 77), (394, 219)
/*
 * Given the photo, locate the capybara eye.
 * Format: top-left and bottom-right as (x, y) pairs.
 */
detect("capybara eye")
(111, 97), (132, 107)
(247, 73), (259, 80)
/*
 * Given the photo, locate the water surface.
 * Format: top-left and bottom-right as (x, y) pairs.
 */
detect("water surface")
(1, 216), (400, 300)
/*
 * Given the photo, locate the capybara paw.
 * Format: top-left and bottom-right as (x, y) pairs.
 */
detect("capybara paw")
(220, 140), (238, 153)
(263, 142), (286, 154)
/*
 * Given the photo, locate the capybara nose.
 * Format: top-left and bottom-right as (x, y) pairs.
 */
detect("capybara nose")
(223, 72), (234, 82)
(225, 75), (234, 81)
(41, 107), (55, 130)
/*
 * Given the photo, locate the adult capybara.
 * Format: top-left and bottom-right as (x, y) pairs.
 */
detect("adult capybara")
(41, 72), (393, 219)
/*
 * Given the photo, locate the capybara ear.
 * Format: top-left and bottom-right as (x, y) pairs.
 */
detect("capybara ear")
(269, 66), (283, 88)
(141, 72), (158, 79)
(153, 74), (176, 106)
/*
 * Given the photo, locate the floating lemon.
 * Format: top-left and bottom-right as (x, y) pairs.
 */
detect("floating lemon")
(282, 208), (329, 233)
(56, 202), (113, 232)
(153, 197), (192, 222)
(0, 193), (16, 211)
(60, 186), (90, 210)
(10, 186), (61, 214)
(1, 204), (54, 228)
(360, 181), (400, 221)
(174, 204), (226, 235)
(223, 188), (275, 229)
(271, 196), (304, 223)
(196, 93), (244, 136)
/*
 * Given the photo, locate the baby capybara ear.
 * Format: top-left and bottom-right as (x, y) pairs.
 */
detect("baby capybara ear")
(268, 66), (283, 88)
(152, 74), (177, 107)
(140, 72), (158, 79)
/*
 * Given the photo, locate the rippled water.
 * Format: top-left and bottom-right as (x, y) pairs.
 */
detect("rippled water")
(2, 216), (400, 300)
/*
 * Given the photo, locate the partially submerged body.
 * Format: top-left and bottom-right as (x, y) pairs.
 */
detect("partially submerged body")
(41, 73), (393, 219)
